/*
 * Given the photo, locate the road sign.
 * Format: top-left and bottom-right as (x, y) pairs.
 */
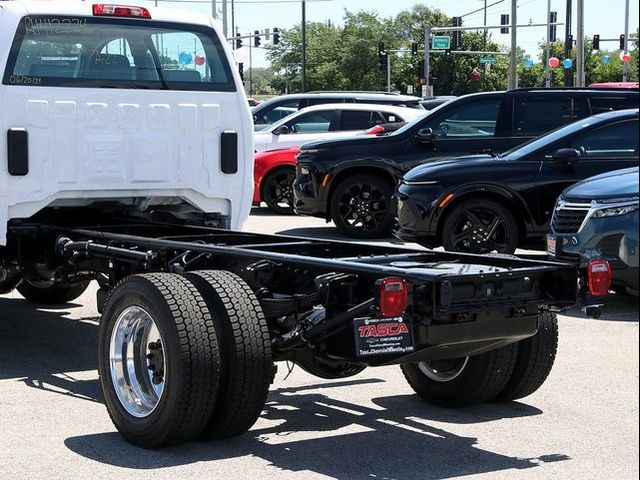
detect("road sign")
(407, 85), (414, 94)
(480, 57), (497, 64)
(431, 36), (451, 50)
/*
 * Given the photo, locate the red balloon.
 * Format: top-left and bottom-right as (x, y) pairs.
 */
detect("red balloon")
(620, 52), (632, 63)
(548, 57), (560, 68)
(195, 55), (206, 66)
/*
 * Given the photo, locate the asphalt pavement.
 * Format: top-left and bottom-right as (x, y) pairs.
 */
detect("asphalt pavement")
(0, 208), (638, 480)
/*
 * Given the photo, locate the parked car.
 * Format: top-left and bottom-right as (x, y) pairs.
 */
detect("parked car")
(254, 121), (418, 214)
(394, 109), (639, 253)
(294, 88), (639, 238)
(252, 91), (424, 131)
(254, 103), (423, 153)
(547, 167), (639, 295)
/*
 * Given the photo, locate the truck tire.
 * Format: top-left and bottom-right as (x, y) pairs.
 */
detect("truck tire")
(330, 174), (395, 239)
(495, 311), (558, 401)
(17, 279), (90, 304)
(184, 270), (273, 439)
(98, 273), (220, 448)
(400, 344), (518, 407)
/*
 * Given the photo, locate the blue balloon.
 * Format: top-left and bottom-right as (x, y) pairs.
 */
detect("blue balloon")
(523, 58), (534, 68)
(601, 54), (610, 64)
(562, 58), (573, 69)
(179, 51), (193, 65)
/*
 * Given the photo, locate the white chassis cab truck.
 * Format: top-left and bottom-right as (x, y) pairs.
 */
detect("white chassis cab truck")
(0, 0), (605, 450)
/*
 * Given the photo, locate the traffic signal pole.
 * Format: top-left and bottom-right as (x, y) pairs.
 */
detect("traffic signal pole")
(623, 0), (630, 82)
(424, 27), (431, 97)
(508, 0), (517, 90)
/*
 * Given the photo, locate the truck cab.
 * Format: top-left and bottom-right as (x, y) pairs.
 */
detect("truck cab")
(0, 0), (253, 247)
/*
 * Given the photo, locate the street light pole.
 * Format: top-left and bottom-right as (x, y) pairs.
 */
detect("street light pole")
(302, 0), (307, 92)
(545, 0), (551, 86)
(508, 0), (517, 89)
(222, 0), (228, 39)
(576, 0), (585, 87)
(211, 0), (216, 19)
(623, 0), (630, 81)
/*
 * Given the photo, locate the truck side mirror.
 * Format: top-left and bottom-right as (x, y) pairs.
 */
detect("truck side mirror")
(272, 125), (289, 136)
(553, 148), (580, 167)
(415, 127), (435, 145)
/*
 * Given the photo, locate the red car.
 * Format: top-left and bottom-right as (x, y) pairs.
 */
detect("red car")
(253, 123), (407, 214)
(254, 147), (300, 214)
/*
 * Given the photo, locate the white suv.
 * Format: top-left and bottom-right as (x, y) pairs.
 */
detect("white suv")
(253, 103), (424, 152)
(0, 1), (253, 246)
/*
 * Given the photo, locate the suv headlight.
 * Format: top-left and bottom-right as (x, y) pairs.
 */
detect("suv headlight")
(593, 203), (639, 218)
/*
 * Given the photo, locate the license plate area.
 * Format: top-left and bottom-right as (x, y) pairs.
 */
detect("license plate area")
(353, 317), (414, 357)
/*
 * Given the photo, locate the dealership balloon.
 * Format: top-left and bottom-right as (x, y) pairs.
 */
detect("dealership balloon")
(548, 57), (560, 68)
(620, 52), (632, 63)
(562, 58), (573, 69)
(523, 58), (534, 68)
(179, 51), (193, 65)
(601, 54), (610, 64)
(195, 55), (206, 66)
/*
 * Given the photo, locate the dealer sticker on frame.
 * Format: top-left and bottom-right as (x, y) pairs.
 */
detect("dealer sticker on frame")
(353, 316), (415, 357)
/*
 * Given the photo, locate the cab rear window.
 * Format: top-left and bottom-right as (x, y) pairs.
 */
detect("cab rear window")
(2, 15), (235, 91)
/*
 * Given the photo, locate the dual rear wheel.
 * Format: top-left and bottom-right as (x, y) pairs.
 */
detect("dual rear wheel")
(98, 271), (273, 448)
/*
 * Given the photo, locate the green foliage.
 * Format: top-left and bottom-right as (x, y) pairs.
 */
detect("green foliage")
(264, 7), (638, 95)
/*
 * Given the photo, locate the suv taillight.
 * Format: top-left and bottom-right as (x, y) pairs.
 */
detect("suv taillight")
(378, 277), (408, 318)
(587, 259), (611, 297)
(93, 4), (151, 18)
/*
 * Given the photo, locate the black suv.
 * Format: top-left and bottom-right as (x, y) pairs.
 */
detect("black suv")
(394, 109), (639, 254)
(293, 88), (639, 238)
(253, 91), (424, 131)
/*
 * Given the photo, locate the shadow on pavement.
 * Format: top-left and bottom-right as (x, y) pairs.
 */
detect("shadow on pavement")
(63, 383), (563, 479)
(2, 294), (573, 478)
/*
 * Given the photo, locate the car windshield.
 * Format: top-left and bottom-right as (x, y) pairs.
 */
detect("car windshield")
(501, 116), (607, 160)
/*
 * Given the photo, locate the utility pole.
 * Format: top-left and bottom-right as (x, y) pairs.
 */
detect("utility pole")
(483, 0), (488, 48)
(508, 0), (517, 90)
(231, 0), (235, 51)
(386, 53), (392, 92)
(545, 0), (551, 86)
(564, 0), (572, 86)
(623, 0), (630, 81)
(424, 27), (431, 97)
(576, 0), (585, 86)
(211, 0), (216, 19)
(222, 0), (228, 39)
(301, 0), (307, 92)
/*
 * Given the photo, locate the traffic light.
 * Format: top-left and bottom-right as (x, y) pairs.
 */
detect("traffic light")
(593, 34), (600, 50)
(620, 34), (626, 50)
(273, 28), (280, 45)
(549, 11), (557, 42)
(238, 62), (244, 80)
(378, 42), (387, 74)
(411, 42), (418, 56)
(235, 34), (242, 49)
(254, 30), (261, 48)
(452, 17), (462, 49)
(500, 14), (509, 34)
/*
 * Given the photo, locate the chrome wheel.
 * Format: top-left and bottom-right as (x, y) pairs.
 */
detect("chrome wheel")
(109, 306), (166, 418)
(418, 357), (469, 382)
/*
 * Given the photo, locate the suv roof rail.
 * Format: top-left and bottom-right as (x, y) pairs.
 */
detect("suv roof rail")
(305, 90), (405, 96)
(510, 87), (639, 92)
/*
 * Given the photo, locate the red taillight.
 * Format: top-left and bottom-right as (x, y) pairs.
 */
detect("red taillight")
(587, 259), (612, 297)
(93, 4), (151, 18)
(378, 277), (409, 318)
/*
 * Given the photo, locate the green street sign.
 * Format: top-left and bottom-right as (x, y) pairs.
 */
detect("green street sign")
(432, 36), (451, 50)
(480, 57), (497, 64)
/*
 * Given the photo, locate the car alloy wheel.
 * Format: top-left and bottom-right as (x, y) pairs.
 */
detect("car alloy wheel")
(263, 168), (295, 215)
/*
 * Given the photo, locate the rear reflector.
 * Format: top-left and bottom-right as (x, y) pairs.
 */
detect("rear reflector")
(587, 259), (611, 297)
(378, 277), (409, 318)
(93, 4), (151, 18)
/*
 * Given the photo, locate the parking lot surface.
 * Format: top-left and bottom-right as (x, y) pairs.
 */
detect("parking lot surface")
(1, 209), (638, 480)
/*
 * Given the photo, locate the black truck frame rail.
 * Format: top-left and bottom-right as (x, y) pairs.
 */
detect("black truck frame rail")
(6, 220), (578, 367)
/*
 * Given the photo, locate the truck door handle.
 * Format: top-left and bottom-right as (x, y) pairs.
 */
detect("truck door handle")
(220, 131), (238, 174)
(7, 128), (29, 176)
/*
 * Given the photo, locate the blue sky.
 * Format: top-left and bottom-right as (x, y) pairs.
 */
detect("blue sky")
(144, 0), (639, 68)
